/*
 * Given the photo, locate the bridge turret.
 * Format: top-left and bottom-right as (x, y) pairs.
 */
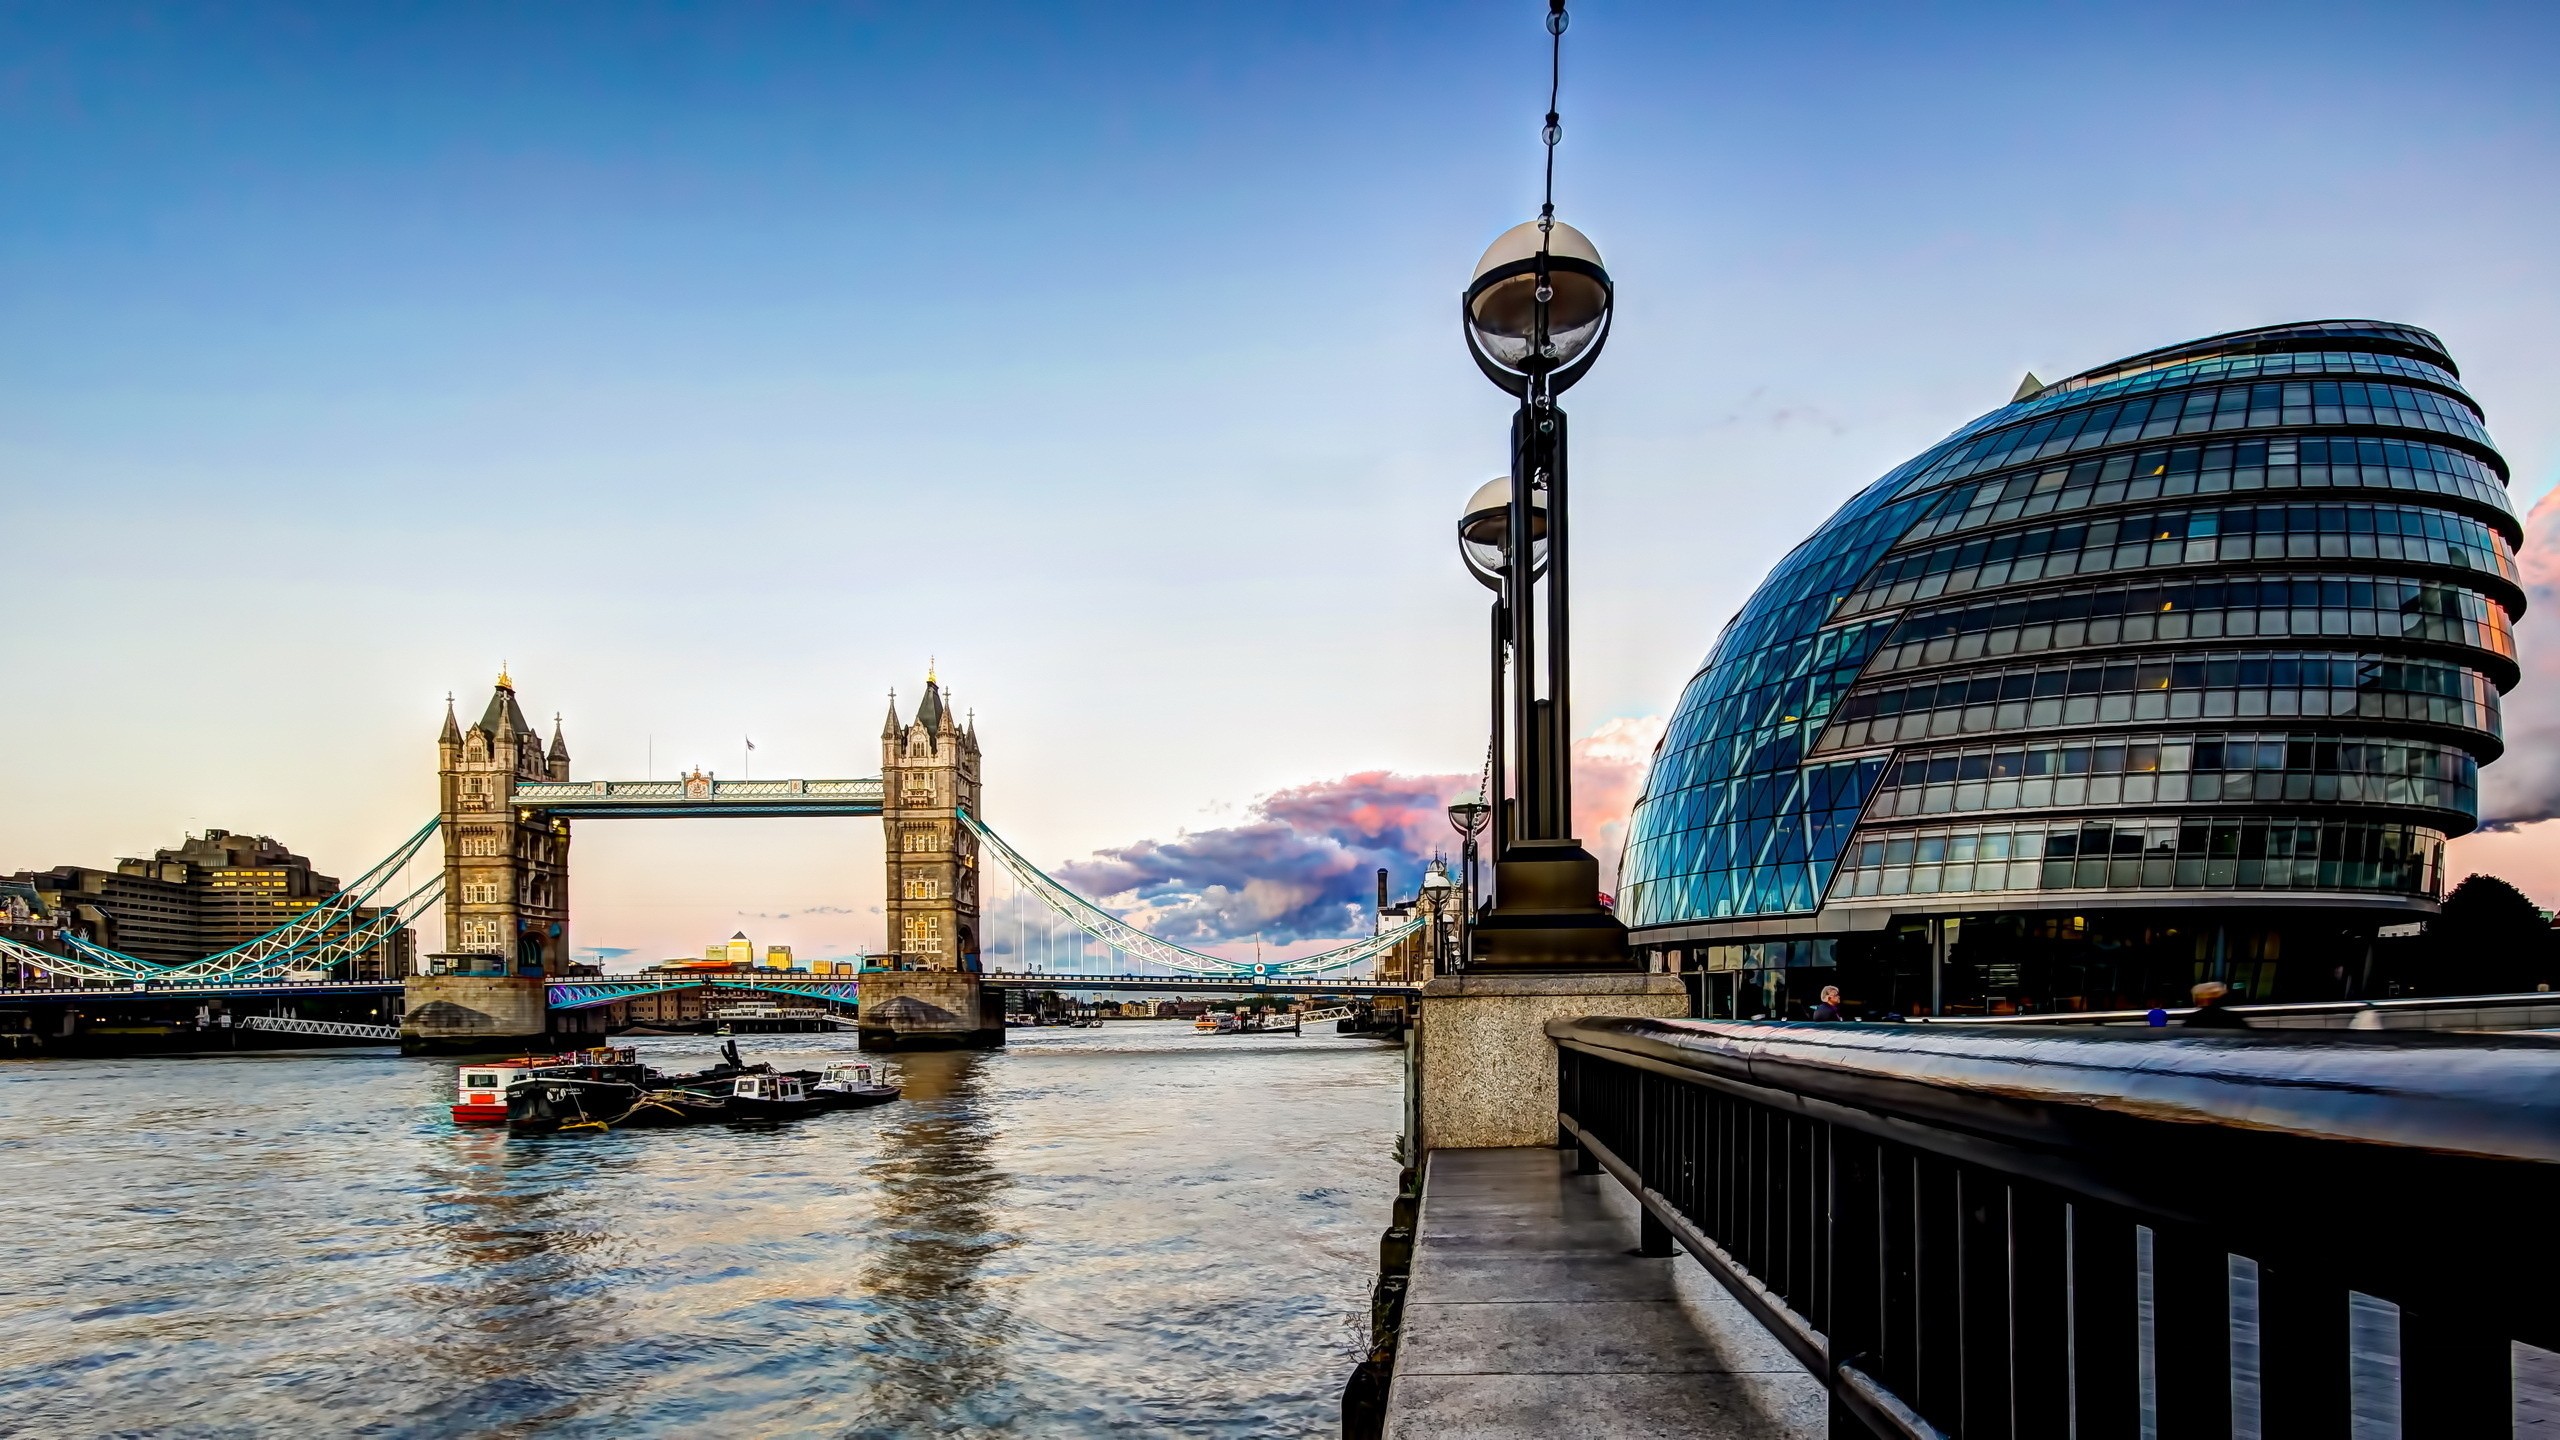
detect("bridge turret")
(881, 667), (982, 971)
(438, 670), (573, 978)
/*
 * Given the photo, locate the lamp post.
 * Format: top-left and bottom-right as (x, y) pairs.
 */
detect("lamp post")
(1451, 0), (1631, 972)
(1446, 800), (1490, 972)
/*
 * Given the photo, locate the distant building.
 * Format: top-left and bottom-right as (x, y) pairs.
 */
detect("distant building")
(707, 932), (755, 966)
(3, 829), (414, 980)
(765, 944), (794, 970)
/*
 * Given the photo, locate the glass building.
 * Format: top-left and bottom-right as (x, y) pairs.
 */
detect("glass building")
(1616, 321), (2519, 1017)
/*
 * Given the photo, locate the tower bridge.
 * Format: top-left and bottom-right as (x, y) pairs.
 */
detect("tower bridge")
(1, 665), (1426, 1053)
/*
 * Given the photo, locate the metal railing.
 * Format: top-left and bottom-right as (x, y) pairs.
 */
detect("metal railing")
(1550, 1015), (2560, 1439)
(239, 1015), (401, 1041)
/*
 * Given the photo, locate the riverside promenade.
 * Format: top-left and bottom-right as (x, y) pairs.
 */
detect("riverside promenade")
(1384, 1147), (1822, 1438)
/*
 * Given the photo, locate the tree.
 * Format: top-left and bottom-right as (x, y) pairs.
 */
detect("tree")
(2424, 873), (2556, 995)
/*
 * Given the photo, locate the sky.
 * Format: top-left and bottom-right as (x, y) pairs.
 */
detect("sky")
(3, 1), (2557, 966)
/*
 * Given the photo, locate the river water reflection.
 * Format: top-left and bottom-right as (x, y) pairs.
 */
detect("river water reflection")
(0, 1022), (1402, 1436)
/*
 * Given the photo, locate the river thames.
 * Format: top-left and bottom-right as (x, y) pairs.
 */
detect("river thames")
(0, 1022), (1401, 1437)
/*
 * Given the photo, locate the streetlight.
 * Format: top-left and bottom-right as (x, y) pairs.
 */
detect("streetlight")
(1451, 0), (1631, 973)
(1445, 801), (1489, 974)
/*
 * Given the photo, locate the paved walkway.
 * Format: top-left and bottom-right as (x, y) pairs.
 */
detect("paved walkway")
(1383, 1146), (1823, 1439)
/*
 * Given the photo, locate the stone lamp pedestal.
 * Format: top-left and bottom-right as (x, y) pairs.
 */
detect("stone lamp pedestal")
(1415, 970), (1688, 1150)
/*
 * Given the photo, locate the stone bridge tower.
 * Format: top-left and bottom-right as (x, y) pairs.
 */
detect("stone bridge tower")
(879, 668), (982, 969)
(438, 670), (573, 976)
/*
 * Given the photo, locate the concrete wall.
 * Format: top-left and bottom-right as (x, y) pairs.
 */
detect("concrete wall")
(1417, 972), (1689, 1150)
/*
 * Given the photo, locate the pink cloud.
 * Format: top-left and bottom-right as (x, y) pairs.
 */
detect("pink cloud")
(1036, 716), (1668, 949)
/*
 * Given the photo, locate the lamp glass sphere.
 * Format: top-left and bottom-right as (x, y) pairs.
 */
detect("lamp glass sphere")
(1465, 220), (1610, 377)
(1458, 474), (1549, 591)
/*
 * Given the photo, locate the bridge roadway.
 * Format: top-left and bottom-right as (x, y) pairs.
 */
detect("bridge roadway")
(1, 971), (1414, 1010)
(978, 971), (1418, 996)
(0, 980), (404, 1005)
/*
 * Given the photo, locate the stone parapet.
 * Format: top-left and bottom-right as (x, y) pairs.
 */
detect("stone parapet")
(1417, 972), (1688, 1150)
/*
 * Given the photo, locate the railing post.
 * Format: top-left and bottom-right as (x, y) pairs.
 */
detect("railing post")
(2256, 1260), (2349, 1440)
(2400, 1304), (2510, 1437)
(1913, 1154), (1964, 1429)
(2008, 1184), (2070, 1436)
(1637, 1203), (1676, 1258)
(1827, 1130), (1884, 1436)
(1958, 1168), (2014, 1440)
(2069, 1204), (2140, 1440)
(1878, 1146), (1920, 1408)
(2151, 1226), (2234, 1439)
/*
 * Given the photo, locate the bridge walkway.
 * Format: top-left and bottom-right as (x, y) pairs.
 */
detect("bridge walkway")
(1384, 1147), (1820, 1439)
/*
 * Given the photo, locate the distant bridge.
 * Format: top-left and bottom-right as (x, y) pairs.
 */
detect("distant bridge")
(541, 971), (1421, 1011)
(508, 777), (883, 819)
(0, 980), (405, 1005)
(980, 972), (1419, 997)
(0, 671), (1429, 1000)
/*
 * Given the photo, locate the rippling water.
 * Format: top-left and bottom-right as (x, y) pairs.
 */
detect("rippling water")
(0, 1022), (1402, 1437)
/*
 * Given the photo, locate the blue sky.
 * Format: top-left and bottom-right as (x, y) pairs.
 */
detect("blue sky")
(5, 1), (2556, 962)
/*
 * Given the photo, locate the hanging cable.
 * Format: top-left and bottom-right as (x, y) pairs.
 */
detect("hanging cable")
(1541, 0), (1566, 231)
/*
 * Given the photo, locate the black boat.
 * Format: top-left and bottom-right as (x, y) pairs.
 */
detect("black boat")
(809, 1061), (900, 1110)
(504, 1050), (654, 1134)
(709, 1071), (820, 1121)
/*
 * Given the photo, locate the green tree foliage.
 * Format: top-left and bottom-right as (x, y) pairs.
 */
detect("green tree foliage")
(2425, 873), (2556, 995)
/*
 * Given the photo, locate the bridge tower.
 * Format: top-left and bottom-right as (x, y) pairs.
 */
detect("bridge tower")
(437, 670), (574, 977)
(879, 668), (982, 970)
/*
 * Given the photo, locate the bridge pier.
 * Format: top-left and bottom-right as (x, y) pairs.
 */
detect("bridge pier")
(399, 975), (607, 1055)
(856, 970), (1005, 1051)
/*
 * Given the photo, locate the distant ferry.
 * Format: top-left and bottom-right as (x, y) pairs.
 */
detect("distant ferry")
(1194, 1011), (1239, 1034)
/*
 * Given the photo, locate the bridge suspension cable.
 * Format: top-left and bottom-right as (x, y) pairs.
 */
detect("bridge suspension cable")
(960, 810), (1421, 978)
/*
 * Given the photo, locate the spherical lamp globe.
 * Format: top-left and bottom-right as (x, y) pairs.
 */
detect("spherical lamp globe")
(1463, 220), (1612, 388)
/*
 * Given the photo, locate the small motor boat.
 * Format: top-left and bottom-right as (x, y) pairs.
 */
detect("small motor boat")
(453, 1061), (532, 1125)
(809, 1061), (900, 1110)
(718, 1071), (818, 1122)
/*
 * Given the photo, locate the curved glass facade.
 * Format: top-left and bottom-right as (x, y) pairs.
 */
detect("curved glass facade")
(1619, 320), (2518, 1010)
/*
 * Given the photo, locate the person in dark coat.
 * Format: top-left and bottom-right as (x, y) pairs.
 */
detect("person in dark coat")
(2181, 980), (2252, 1029)
(1809, 985), (1846, 1022)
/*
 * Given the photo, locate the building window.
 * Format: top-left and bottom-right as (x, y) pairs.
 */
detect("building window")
(1829, 816), (2444, 901)
(904, 875), (941, 900)
(460, 917), (503, 952)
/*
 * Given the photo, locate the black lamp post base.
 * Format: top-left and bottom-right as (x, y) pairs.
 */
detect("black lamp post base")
(1468, 839), (1637, 972)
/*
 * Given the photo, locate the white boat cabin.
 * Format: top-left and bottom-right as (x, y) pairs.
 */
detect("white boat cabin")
(733, 1073), (805, 1102)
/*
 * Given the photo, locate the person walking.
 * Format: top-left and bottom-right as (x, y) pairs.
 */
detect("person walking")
(1810, 984), (1847, 1022)
(2181, 979), (2252, 1029)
